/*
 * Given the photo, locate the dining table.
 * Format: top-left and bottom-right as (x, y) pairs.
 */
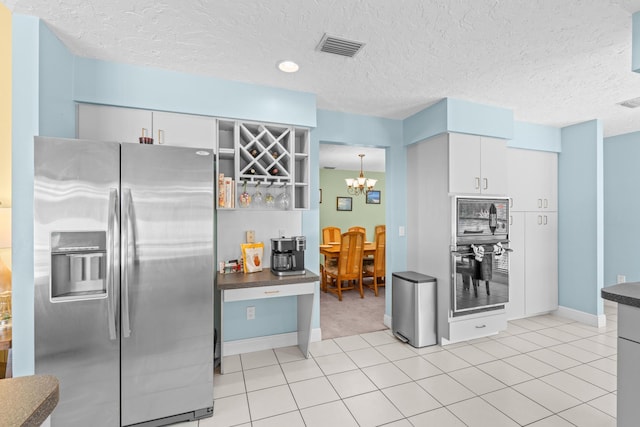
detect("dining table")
(319, 241), (377, 260)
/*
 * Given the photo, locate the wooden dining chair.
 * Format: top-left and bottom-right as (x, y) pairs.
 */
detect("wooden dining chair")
(348, 226), (367, 242)
(324, 231), (365, 301)
(363, 230), (385, 296)
(322, 226), (341, 244)
(374, 224), (385, 236)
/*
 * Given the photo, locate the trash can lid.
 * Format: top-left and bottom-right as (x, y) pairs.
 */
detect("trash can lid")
(392, 271), (437, 283)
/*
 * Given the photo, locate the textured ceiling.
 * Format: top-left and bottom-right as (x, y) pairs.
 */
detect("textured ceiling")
(6, 0), (640, 153)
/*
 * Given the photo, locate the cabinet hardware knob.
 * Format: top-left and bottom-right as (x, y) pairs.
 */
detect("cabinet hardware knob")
(475, 324), (486, 329)
(483, 178), (488, 190)
(475, 177), (480, 189)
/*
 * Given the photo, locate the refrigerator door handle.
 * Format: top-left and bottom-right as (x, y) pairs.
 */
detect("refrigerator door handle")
(122, 188), (133, 338)
(107, 188), (119, 340)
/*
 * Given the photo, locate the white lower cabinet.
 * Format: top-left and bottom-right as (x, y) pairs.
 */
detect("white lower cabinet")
(508, 211), (558, 319)
(448, 311), (507, 343)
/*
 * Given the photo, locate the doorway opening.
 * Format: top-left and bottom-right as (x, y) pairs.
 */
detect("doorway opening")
(318, 143), (387, 339)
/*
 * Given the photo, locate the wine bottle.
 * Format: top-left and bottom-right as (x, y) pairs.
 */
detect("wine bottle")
(489, 203), (497, 235)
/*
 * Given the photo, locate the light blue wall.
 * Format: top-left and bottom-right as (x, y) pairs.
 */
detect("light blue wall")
(604, 131), (640, 285)
(558, 120), (604, 315)
(12, 14), (40, 377)
(311, 110), (405, 319)
(446, 98), (514, 139)
(510, 121), (562, 152)
(74, 58), (316, 128)
(403, 98), (448, 144)
(402, 97), (514, 145)
(39, 21), (75, 138)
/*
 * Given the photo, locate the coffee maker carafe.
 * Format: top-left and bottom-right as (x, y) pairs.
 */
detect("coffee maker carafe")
(271, 236), (306, 276)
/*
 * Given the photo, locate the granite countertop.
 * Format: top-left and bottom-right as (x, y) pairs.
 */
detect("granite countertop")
(0, 375), (59, 426)
(601, 282), (640, 308)
(217, 269), (319, 290)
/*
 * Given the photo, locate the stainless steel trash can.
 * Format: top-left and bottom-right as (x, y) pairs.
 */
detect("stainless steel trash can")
(392, 271), (437, 348)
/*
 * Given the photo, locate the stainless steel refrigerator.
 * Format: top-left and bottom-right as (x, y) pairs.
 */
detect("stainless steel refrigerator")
(34, 137), (214, 426)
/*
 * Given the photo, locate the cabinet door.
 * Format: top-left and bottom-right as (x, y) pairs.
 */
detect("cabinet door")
(525, 212), (558, 315)
(480, 137), (508, 195)
(449, 133), (481, 194)
(78, 104), (152, 143)
(507, 148), (536, 211)
(153, 111), (215, 150)
(538, 151), (557, 211)
(506, 148), (557, 211)
(506, 212), (525, 320)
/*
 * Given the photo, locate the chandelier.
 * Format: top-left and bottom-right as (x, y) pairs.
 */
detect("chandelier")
(345, 154), (377, 196)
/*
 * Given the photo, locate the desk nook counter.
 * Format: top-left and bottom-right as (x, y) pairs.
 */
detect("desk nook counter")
(216, 270), (319, 374)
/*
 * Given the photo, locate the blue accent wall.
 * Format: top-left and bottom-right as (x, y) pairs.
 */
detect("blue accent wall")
(558, 120), (604, 315)
(74, 58), (316, 128)
(510, 121), (562, 152)
(12, 14), (40, 377)
(604, 131), (640, 285)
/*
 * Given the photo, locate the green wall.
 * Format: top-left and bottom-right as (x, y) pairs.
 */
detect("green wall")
(319, 169), (386, 242)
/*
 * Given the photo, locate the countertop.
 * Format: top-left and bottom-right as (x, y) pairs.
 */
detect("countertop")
(0, 375), (59, 426)
(217, 269), (319, 290)
(601, 282), (640, 308)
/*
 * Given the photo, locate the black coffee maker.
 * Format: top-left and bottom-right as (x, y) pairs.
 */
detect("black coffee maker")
(270, 236), (306, 276)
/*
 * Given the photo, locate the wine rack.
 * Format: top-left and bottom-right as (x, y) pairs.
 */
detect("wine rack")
(215, 119), (309, 210)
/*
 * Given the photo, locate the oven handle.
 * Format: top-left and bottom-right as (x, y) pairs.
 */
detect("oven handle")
(452, 248), (513, 256)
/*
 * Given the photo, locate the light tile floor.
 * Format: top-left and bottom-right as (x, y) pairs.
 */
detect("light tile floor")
(183, 303), (619, 426)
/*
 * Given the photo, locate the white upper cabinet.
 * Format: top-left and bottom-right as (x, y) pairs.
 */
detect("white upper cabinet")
(507, 148), (557, 212)
(449, 133), (507, 195)
(77, 104), (215, 150)
(77, 104), (152, 143)
(152, 111), (215, 149)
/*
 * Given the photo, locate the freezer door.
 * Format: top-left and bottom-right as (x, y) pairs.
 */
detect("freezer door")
(34, 137), (120, 426)
(120, 144), (214, 426)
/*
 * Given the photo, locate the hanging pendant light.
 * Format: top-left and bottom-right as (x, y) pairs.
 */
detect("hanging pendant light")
(345, 154), (377, 196)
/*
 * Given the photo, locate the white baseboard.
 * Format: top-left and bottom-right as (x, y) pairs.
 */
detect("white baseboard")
(384, 314), (392, 329)
(224, 328), (322, 356)
(556, 305), (607, 328)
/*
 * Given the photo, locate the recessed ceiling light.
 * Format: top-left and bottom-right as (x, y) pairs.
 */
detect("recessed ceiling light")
(277, 60), (299, 73)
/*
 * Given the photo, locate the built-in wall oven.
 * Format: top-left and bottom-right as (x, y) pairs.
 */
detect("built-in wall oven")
(451, 196), (511, 316)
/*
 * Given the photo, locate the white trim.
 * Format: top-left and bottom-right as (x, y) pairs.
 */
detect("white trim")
(556, 305), (607, 328)
(384, 314), (392, 329)
(223, 328), (322, 356)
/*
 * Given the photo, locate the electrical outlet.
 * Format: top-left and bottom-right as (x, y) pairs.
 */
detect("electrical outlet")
(246, 306), (255, 320)
(246, 230), (255, 243)
(618, 275), (626, 283)
(399, 226), (405, 236)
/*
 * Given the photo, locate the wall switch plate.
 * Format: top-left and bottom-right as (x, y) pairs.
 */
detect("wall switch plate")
(246, 306), (255, 320)
(246, 230), (255, 243)
(618, 275), (626, 283)
(399, 226), (405, 236)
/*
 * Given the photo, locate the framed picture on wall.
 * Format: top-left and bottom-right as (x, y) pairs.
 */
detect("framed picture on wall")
(336, 197), (352, 211)
(366, 190), (381, 204)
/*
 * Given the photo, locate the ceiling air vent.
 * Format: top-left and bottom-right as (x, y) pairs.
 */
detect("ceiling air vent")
(317, 33), (365, 58)
(618, 96), (640, 108)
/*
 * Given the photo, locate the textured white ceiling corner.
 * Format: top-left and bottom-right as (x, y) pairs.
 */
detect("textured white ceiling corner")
(9, 0), (640, 149)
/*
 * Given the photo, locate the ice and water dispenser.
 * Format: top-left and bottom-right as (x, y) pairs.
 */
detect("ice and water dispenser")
(50, 231), (108, 301)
